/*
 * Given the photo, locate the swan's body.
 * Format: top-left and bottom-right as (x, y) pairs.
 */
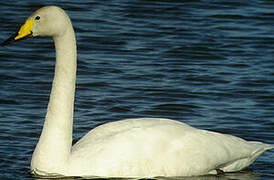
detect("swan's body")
(3, 6), (273, 178)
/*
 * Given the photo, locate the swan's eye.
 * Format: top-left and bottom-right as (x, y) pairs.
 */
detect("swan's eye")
(35, 16), (40, 20)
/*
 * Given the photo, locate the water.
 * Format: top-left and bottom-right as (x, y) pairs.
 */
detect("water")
(0, 0), (273, 179)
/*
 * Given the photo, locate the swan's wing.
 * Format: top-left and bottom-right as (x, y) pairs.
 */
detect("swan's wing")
(69, 118), (272, 177)
(72, 118), (189, 150)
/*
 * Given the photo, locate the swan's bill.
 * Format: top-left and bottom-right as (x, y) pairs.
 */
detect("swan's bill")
(2, 19), (34, 46)
(15, 19), (34, 40)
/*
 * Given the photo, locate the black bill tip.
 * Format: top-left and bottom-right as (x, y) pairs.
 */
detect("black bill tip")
(1, 35), (16, 46)
(1, 33), (33, 46)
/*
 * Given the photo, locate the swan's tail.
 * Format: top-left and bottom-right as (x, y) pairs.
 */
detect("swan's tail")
(219, 141), (273, 173)
(265, 144), (274, 150)
(249, 141), (274, 151)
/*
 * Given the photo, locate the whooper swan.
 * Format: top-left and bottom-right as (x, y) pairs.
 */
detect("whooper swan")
(2, 6), (273, 178)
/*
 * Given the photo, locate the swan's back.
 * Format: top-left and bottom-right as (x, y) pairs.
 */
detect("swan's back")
(74, 118), (191, 144)
(69, 118), (272, 177)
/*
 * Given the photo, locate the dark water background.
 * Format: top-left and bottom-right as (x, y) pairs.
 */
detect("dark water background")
(0, 0), (273, 179)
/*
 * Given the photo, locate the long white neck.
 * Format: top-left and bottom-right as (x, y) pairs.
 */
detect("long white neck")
(31, 23), (77, 174)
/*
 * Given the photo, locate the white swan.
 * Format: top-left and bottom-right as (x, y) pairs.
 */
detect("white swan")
(3, 6), (273, 178)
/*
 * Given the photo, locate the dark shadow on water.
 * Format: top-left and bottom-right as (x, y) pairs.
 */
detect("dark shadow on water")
(32, 171), (262, 180)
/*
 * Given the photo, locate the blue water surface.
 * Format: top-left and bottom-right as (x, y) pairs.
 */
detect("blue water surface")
(0, 0), (273, 179)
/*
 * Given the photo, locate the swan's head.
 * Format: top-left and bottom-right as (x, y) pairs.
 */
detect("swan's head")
(2, 6), (71, 45)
